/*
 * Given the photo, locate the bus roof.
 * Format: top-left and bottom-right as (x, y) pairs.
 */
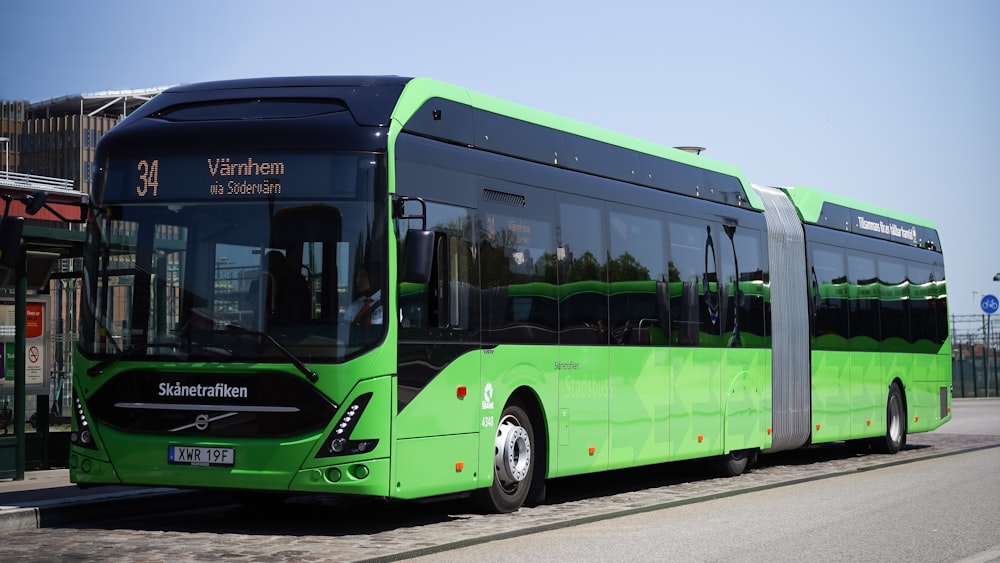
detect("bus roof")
(781, 185), (941, 251)
(781, 185), (936, 229)
(142, 77), (763, 210)
(136, 77), (939, 236)
(391, 77), (765, 211)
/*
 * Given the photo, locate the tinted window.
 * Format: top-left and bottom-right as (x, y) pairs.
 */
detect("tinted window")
(810, 244), (849, 349)
(480, 185), (558, 344)
(930, 260), (948, 345)
(398, 202), (478, 339)
(724, 227), (767, 345)
(879, 256), (909, 348)
(609, 206), (669, 346)
(847, 252), (879, 349)
(907, 260), (936, 351)
(668, 217), (720, 346)
(558, 197), (608, 345)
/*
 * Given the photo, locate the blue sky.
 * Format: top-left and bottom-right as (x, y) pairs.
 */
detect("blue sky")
(5, 0), (998, 318)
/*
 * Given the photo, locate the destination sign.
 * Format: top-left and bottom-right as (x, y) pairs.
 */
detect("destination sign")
(818, 202), (941, 251)
(98, 153), (375, 204)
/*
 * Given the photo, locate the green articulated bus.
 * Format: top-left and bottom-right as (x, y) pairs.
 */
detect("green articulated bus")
(71, 76), (950, 512)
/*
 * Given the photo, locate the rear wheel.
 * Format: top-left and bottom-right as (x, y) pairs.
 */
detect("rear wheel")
(717, 449), (751, 477)
(873, 382), (906, 454)
(476, 400), (535, 513)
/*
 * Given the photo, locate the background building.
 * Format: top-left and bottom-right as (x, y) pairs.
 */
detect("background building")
(0, 88), (166, 448)
(2, 88), (166, 192)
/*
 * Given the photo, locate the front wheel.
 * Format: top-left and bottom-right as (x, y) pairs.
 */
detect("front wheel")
(873, 382), (907, 454)
(476, 400), (535, 513)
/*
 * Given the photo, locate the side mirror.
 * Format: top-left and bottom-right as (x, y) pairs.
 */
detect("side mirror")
(0, 216), (24, 269)
(401, 229), (435, 284)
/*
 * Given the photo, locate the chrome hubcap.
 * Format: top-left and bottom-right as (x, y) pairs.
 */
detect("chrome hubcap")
(494, 415), (530, 487)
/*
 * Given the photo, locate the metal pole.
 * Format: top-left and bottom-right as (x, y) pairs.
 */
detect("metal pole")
(0, 137), (9, 177)
(983, 315), (993, 399)
(14, 241), (26, 479)
(958, 343), (965, 398)
(994, 330), (999, 398)
(975, 331), (980, 398)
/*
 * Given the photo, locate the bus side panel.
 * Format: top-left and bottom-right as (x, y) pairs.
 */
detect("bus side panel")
(905, 351), (950, 433)
(393, 434), (481, 499)
(394, 352), (482, 439)
(940, 352), (953, 424)
(844, 351), (883, 443)
(811, 350), (852, 442)
(669, 348), (723, 460)
(479, 345), (559, 481)
(608, 347), (671, 470)
(722, 348), (770, 454)
(388, 351), (483, 498)
(557, 345), (610, 476)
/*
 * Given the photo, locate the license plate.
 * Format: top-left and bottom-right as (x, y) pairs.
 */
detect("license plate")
(168, 446), (234, 467)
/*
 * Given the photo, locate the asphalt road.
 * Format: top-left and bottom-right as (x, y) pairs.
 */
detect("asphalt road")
(932, 398), (1000, 435)
(408, 445), (1000, 563)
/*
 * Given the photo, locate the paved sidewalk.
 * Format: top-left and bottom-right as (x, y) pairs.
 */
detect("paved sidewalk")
(0, 469), (181, 531)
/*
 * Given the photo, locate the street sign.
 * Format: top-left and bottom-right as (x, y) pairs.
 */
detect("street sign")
(981, 294), (999, 315)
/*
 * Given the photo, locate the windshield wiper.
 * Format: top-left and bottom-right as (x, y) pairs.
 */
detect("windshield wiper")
(87, 328), (319, 383)
(226, 325), (319, 383)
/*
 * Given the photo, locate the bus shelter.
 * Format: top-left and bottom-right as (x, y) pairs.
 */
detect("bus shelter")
(0, 176), (87, 480)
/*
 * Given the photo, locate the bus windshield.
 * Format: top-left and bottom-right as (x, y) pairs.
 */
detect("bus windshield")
(79, 152), (387, 364)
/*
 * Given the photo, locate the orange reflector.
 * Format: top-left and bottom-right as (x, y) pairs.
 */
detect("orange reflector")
(816, 424), (821, 431)
(697, 435), (704, 443)
(767, 427), (772, 435)
(948, 407), (952, 413)
(456, 385), (467, 398)
(914, 416), (919, 422)
(588, 446), (596, 455)
(455, 461), (464, 471)
(866, 419), (871, 426)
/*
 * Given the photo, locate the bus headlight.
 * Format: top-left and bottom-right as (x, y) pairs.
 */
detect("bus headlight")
(316, 392), (378, 458)
(70, 392), (99, 450)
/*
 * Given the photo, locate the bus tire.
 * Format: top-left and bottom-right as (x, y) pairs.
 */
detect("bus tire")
(477, 399), (534, 513)
(874, 382), (906, 454)
(717, 449), (750, 477)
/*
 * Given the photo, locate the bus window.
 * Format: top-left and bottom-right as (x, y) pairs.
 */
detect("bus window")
(609, 206), (667, 346)
(878, 256), (909, 349)
(669, 217), (720, 346)
(397, 201), (477, 338)
(722, 227), (766, 346)
(480, 188), (557, 344)
(847, 252), (879, 350)
(558, 197), (607, 345)
(810, 244), (849, 349)
(907, 260), (936, 351)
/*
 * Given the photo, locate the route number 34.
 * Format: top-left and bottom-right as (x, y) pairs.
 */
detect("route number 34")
(137, 159), (159, 197)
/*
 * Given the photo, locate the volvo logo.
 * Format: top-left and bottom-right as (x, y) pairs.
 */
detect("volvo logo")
(168, 411), (240, 433)
(194, 413), (211, 431)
